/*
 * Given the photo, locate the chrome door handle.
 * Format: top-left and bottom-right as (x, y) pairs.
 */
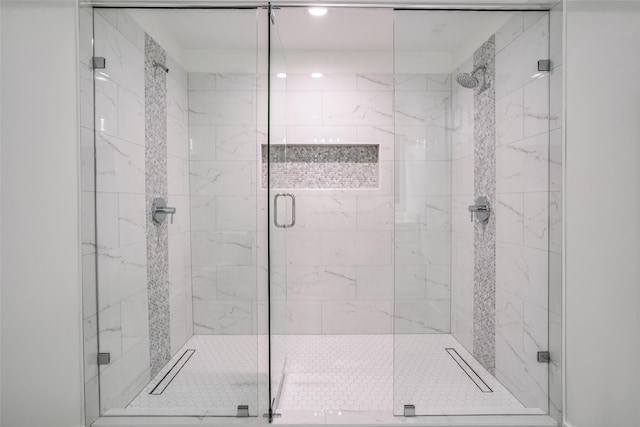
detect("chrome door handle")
(274, 193), (296, 228)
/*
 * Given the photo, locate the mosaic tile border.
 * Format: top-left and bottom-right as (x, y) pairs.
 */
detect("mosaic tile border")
(145, 34), (171, 377)
(472, 35), (497, 374)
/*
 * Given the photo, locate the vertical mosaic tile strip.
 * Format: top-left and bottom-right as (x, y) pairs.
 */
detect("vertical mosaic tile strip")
(145, 34), (171, 377)
(261, 144), (379, 188)
(472, 35), (497, 374)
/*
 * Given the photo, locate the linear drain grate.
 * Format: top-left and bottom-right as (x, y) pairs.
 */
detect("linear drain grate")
(149, 349), (196, 395)
(445, 348), (493, 393)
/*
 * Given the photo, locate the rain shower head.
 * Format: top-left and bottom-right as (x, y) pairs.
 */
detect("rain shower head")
(456, 65), (485, 89)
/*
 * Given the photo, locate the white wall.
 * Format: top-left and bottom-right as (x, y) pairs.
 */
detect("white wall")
(564, 1), (640, 426)
(0, 1), (84, 426)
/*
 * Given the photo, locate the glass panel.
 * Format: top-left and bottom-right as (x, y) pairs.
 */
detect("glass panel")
(266, 5), (289, 419)
(93, 8), (267, 418)
(267, 6), (395, 422)
(393, 9), (550, 416)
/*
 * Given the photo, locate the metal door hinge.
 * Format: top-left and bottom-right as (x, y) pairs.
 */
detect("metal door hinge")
(93, 57), (106, 69)
(537, 59), (551, 72)
(97, 353), (111, 365)
(237, 405), (249, 417)
(537, 351), (550, 363)
(404, 404), (416, 417)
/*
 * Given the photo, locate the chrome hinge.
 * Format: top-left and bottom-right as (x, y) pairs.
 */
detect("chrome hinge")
(537, 351), (551, 363)
(537, 59), (551, 72)
(93, 57), (106, 69)
(237, 405), (249, 417)
(404, 404), (416, 417)
(97, 352), (111, 365)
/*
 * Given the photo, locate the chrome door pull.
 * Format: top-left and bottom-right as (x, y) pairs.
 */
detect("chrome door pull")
(274, 193), (296, 228)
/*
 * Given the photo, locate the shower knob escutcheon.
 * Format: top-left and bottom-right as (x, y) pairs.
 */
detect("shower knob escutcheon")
(468, 196), (491, 223)
(152, 197), (177, 225)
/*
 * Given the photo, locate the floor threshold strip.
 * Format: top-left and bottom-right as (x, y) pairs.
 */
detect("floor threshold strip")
(445, 347), (493, 393)
(149, 349), (196, 395)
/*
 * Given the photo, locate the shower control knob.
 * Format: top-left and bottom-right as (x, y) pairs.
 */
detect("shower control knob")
(152, 197), (177, 225)
(468, 196), (491, 223)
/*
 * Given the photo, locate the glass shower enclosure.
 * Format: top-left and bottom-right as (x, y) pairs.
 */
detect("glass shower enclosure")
(83, 3), (557, 424)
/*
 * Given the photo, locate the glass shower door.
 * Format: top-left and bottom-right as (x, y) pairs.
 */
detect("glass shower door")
(393, 9), (551, 416)
(92, 7), (267, 418)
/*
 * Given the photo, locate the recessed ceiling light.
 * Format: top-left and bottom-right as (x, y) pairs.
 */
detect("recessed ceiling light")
(308, 8), (327, 17)
(311, 72), (323, 78)
(277, 73), (287, 78)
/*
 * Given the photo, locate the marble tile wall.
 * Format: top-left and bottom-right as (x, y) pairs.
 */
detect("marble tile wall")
(451, 11), (553, 414)
(394, 73), (453, 334)
(91, 9), (193, 414)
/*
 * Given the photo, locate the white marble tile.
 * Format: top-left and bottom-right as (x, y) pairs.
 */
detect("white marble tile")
(285, 231), (323, 266)
(496, 134), (549, 194)
(356, 74), (393, 91)
(494, 12), (524, 53)
(282, 91), (322, 126)
(495, 14), (549, 100)
(451, 196), (474, 237)
(188, 125), (216, 161)
(188, 90), (254, 126)
(95, 133), (145, 194)
(117, 10), (145, 52)
(295, 196), (357, 231)
(549, 191), (561, 254)
(496, 193), (524, 245)
(395, 74), (427, 91)
(216, 266), (257, 300)
(321, 301), (392, 334)
(427, 74), (452, 91)
(82, 192), (97, 255)
(170, 291), (192, 355)
(523, 74), (550, 138)
(451, 132), (473, 161)
(98, 303), (122, 360)
(81, 127), (95, 192)
(357, 266), (393, 300)
(397, 160), (451, 196)
(524, 11), (547, 30)
(394, 91), (450, 127)
(216, 126), (257, 161)
(166, 54), (188, 89)
(168, 232), (191, 276)
(394, 266), (427, 299)
(83, 254), (98, 319)
(286, 266), (357, 300)
(167, 75), (189, 124)
(189, 161), (254, 196)
(523, 300), (548, 357)
(167, 117), (189, 160)
(322, 231), (392, 266)
(190, 196), (216, 231)
(189, 73), (216, 90)
(95, 76), (118, 137)
(524, 192), (549, 250)
(168, 155), (189, 196)
(118, 193), (146, 247)
(286, 73), (356, 91)
(549, 66), (562, 131)
(496, 242), (548, 308)
(215, 196), (257, 231)
(117, 87), (144, 145)
(285, 125), (357, 144)
(426, 196), (451, 230)
(496, 289), (524, 353)
(395, 299), (450, 333)
(285, 301), (323, 334)
(167, 195), (190, 236)
(324, 91), (393, 126)
(395, 126), (429, 161)
(215, 73), (257, 91)
(94, 14), (144, 98)
(395, 230), (450, 266)
(80, 63), (95, 131)
(96, 192), (120, 251)
(193, 301), (252, 334)
(191, 231), (254, 267)
(191, 265), (217, 301)
(426, 264), (451, 300)
(120, 289), (149, 354)
(356, 196), (394, 230)
(496, 87), (524, 146)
